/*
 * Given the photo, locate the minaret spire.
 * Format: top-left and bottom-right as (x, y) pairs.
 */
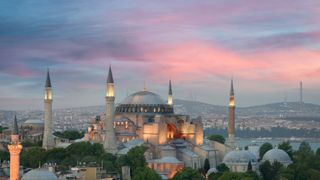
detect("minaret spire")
(230, 78), (234, 96)
(12, 115), (19, 135)
(104, 66), (117, 154)
(168, 80), (173, 106)
(45, 68), (52, 88)
(107, 66), (114, 84)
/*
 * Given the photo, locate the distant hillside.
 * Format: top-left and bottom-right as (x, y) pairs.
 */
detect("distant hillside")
(174, 99), (320, 119)
(1, 100), (320, 126)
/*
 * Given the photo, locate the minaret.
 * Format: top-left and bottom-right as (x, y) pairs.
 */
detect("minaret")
(168, 80), (173, 106)
(104, 66), (117, 154)
(226, 78), (236, 149)
(8, 115), (23, 180)
(42, 69), (55, 149)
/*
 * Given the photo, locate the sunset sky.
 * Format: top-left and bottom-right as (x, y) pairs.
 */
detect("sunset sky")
(1, 0), (320, 110)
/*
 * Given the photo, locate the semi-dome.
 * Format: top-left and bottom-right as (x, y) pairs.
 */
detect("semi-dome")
(262, 149), (292, 166)
(121, 91), (166, 105)
(116, 90), (173, 114)
(223, 150), (258, 164)
(22, 168), (58, 180)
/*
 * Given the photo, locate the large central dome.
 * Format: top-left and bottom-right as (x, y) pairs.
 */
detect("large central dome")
(121, 91), (166, 105)
(116, 90), (173, 114)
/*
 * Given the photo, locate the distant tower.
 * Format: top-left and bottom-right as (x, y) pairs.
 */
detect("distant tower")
(43, 69), (55, 149)
(226, 78), (236, 149)
(300, 81), (303, 104)
(8, 115), (23, 180)
(104, 66), (117, 154)
(168, 80), (173, 106)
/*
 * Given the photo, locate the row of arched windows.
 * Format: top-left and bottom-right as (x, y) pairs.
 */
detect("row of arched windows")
(115, 104), (173, 114)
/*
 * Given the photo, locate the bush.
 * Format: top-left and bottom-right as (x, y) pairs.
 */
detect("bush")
(259, 142), (273, 159)
(132, 167), (161, 180)
(207, 134), (225, 144)
(54, 130), (84, 140)
(172, 167), (204, 180)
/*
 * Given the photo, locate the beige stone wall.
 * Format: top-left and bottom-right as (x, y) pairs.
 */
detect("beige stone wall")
(208, 141), (231, 165)
(160, 148), (176, 158)
(143, 123), (159, 145)
(193, 146), (218, 168)
(195, 123), (204, 145)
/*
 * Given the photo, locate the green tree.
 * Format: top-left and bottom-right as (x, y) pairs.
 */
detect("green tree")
(44, 148), (67, 164)
(172, 167), (204, 180)
(218, 172), (244, 180)
(298, 141), (313, 155)
(204, 158), (210, 173)
(21, 147), (46, 168)
(276, 166), (294, 180)
(259, 160), (283, 180)
(259, 160), (273, 180)
(247, 161), (252, 171)
(259, 142), (273, 159)
(66, 142), (104, 157)
(126, 146), (147, 172)
(115, 155), (129, 169)
(54, 130), (84, 140)
(100, 152), (117, 172)
(243, 171), (259, 180)
(207, 134), (225, 144)
(272, 161), (283, 177)
(316, 148), (320, 157)
(0, 150), (9, 161)
(217, 163), (229, 173)
(278, 141), (293, 159)
(22, 141), (42, 147)
(307, 169), (320, 180)
(0, 126), (8, 133)
(132, 167), (162, 180)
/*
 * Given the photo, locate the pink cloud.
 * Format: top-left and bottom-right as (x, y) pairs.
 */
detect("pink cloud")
(127, 41), (320, 87)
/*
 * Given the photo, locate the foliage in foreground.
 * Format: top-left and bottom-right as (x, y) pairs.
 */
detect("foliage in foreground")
(19, 142), (158, 178)
(207, 134), (226, 144)
(132, 167), (161, 180)
(53, 130), (84, 140)
(172, 167), (204, 180)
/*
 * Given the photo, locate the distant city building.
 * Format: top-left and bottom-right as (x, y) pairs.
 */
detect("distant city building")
(21, 119), (44, 143)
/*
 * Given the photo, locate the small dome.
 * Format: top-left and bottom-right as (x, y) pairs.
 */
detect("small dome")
(223, 150), (257, 164)
(207, 167), (218, 176)
(262, 149), (292, 165)
(121, 91), (165, 105)
(22, 168), (58, 180)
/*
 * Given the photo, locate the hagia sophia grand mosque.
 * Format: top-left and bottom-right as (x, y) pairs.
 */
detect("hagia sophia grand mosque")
(7, 67), (293, 180)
